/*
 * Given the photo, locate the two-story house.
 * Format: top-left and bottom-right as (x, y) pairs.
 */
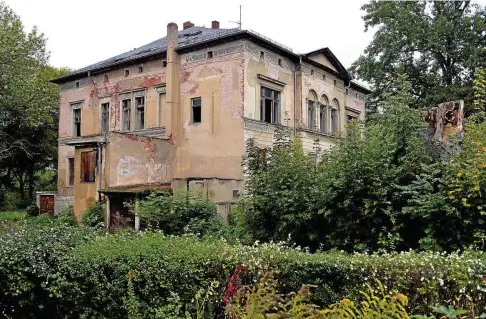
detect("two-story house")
(50, 20), (370, 226)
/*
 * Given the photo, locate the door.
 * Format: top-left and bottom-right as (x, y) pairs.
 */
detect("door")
(39, 195), (55, 215)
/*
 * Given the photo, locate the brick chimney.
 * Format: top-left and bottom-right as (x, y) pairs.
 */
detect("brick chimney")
(183, 21), (194, 30)
(211, 20), (220, 29)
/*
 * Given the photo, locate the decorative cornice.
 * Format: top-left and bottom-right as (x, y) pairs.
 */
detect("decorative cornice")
(345, 106), (361, 114)
(243, 118), (277, 133)
(257, 74), (286, 86)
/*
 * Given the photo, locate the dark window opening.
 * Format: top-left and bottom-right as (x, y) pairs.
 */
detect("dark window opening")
(75, 81), (80, 88)
(135, 97), (145, 129)
(347, 115), (358, 123)
(260, 51), (264, 59)
(138, 66), (143, 73)
(333, 79), (337, 86)
(323, 75), (326, 80)
(346, 89), (348, 95)
(191, 97), (202, 123)
(355, 93), (358, 98)
(207, 51), (213, 59)
(311, 69), (314, 75)
(124, 69), (129, 77)
(73, 108), (81, 137)
(104, 74), (109, 82)
(122, 99), (131, 131)
(162, 60), (167, 67)
(232, 189), (240, 199)
(259, 87), (280, 124)
(68, 158), (74, 187)
(81, 151), (96, 183)
(278, 59), (282, 66)
(101, 103), (109, 133)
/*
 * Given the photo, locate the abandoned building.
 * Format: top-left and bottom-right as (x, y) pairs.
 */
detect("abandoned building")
(47, 21), (371, 226)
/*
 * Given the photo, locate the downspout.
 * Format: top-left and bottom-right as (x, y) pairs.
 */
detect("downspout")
(293, 56), (302, 137)
(97, 140), (104, 202)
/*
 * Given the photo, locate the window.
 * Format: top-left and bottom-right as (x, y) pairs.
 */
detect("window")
(138, 66), (143, 73)
(191, 97), (202, 123)
(75, 81), (80, 88)
(80, 151), (96, 183)
(104, 74), (109, 82)
(135, 97), (145, 130)
(67, 158), (74, 187)
(260, 87), (280, 124)
(323, 74), (326, 81)
(355, 92), (358, 98)
(308, 100), (315, 129)
(232, 189), (240, 199)
(73, 107), (81, 137)
(320, 96), (328, 134)
(347, 114), (358, 123)
(124, 69), (129, 77)
(260, 51), (264, 59)
(101, 103), (110, 133)
(207, 51), (213, 59)
(333, 79), (337, 86)
(346, 89), (348, 95)
(122, 99), (131, 131)
(311, 69), (314, 75)
(162, 60), (167, 67)
(278, 59), (282, 66)
(331, 108), (338, 135)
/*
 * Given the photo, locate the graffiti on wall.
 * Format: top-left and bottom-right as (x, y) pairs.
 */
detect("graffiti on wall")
(116, 156), (177, 185)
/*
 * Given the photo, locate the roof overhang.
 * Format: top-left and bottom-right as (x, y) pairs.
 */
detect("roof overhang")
(99, 183), (171, 194)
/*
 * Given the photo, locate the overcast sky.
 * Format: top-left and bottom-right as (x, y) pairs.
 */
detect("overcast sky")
(5, 0), (486, 72)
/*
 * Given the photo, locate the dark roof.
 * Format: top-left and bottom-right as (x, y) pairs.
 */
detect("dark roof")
(52, 26), (237, 83)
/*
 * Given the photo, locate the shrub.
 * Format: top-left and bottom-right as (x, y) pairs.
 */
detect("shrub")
(135, 190), (223, 236)
(25, 202), (39, 217)
(82, 202), (105, 228)
(58, 205), (77, 226)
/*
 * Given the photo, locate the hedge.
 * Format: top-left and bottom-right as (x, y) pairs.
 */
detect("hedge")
(0, 226), (484, 318)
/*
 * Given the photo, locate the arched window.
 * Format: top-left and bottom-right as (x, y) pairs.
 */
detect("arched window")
(320, 95), (329, 134)
(307, 91), (317, 130)
(331, 99), (340, 136)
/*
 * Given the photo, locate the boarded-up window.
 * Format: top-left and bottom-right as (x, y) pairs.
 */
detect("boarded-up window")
(80, 151), (96, 183)
(68, 158), (74, 186)
(101, 103), (109, 133)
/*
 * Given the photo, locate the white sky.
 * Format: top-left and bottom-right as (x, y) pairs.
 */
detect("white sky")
(5, 0), (486, 71)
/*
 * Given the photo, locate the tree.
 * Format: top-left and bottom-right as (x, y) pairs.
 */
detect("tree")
(0, 2), (69, 205)
(350, 1), (486, 114)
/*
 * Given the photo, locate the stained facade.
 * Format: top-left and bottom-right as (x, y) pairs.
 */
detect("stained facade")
(51, 21), (371, 225)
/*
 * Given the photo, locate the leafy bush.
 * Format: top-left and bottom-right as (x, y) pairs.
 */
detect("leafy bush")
(0, 229), (484, 318)
(82, 201), (105, 228)
(25, 202), (39, 216)
(135, 190), (223, 236)
(58, 205), (77, 226)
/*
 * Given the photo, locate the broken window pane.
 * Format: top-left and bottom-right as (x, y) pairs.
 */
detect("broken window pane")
(135, 97), (145, 130)
(101, 103), (109, 133)
(68, 158), (74, 186)
(80, 151), (96, 183)
(260, 87), (280, 124)
(73, 108), (81, 137)
(122, 99), (131, 131)
(191, 97), (201, 123)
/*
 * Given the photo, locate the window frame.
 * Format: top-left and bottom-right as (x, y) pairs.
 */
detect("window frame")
(100, 102), (110, 134)
(191, 97), (202, 124)
(122, 99), (132, 131)
(135, 96), (145, 130)
(259, 86), (281, 124)
(71, 102), (82, 137)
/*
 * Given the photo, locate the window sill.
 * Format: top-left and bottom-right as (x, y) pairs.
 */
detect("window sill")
(299, 127), (339, 138)
(80, 181), (96, 184)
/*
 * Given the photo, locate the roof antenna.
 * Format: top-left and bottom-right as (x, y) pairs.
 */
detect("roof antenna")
(229, 5), (242, 30)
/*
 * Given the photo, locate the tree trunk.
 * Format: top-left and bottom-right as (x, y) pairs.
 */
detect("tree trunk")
(19, 172), (25, 200)
(28, 162), (34, 200)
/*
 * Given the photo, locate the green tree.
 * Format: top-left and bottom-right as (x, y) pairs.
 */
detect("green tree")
(0, 2), (69, 205)
(350, 1), (486, 114)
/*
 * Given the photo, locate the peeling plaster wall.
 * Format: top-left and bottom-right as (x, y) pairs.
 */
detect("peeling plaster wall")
(176, 41), (246, 180)
(106, 133), (175, 188)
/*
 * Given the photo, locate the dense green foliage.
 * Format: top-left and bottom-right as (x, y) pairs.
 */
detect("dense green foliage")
(350, 1), (486, 114)
(0, 227), (484, 318)
(82, 202), (105, 228)
(135, 190), (223, 236)
(240, 75), (486, 252)
(0, 2), (69, 209)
